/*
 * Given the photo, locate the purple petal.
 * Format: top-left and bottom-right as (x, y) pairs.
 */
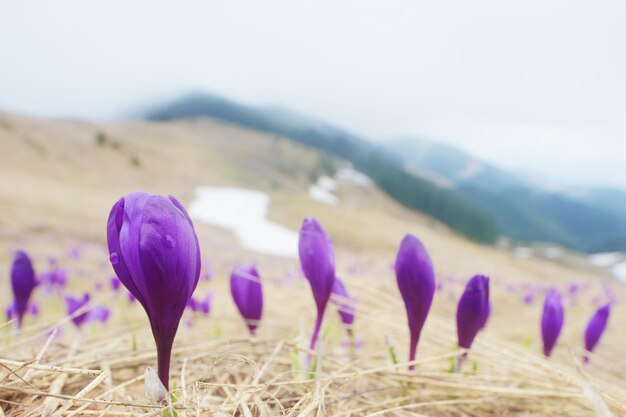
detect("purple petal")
(395, 234), (435, 368)
(456, 275), (490, 349)
(541, 288), (564, 357)
(11, 250), (37, 328)
(584, 303), (610, 354)
(231, 266), (263, 335)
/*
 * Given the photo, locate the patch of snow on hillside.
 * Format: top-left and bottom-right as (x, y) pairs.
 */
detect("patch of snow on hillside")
(309, 176), (339, 205)
(588, 252), (624, 268)
(337, 167), (372, 187)
(188, 187), (298, 258)
(611, 262), (626, 283)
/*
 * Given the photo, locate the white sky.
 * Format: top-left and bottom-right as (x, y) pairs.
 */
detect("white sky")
(1, 1), (625, 189)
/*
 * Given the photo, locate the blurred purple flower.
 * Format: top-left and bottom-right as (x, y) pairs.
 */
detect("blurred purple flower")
(65, 293), (91, 327)
(107, 191), (201, 390)
(330, 277), (355, 331)
(39, 267), (68, 293)
(6, 302), (39, 321)
(456, 275), (490, 352)
(298, 218), (335, 355)
(127, 290), (136, 303)
(10, 250), (37, 328)
(395, 234), (436, 370)
(87, 304), (110, 324)
(110, 276), (121, 293)
(201, 260), (213, 281)
(186, 296), (198, 312)
(583, 303), (610, 363)
(522, 291), (535, 305)
(186, 290), (213, 315)
(230, 266), (263, 336)
(27, 302), (40, 316)
(197, 291), (212, 315)
(68, 245), (82, 260)
(541, 288), (564, 357)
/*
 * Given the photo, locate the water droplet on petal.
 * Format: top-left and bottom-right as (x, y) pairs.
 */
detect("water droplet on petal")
(109, 252), (119, 265)
(163, 234), (176, 249)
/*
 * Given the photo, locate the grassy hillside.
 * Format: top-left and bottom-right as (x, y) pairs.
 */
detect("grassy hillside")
(145, 92), (626, 253)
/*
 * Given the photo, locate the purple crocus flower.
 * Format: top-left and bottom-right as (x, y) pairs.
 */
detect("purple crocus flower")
(541, 288), (564, 357)
(583, 303), (610, 363)
(110, 276), (121, 293)
(65, 293), (91, 327)
(107, 191), (201, 390)
(456, 275), (490, 351)
(395, 234), (436, 370)
(10, 250), (37, 328)
(6, 302), (39, 321)
(230, 266), (263, 336)
(299, 218), (336, 355)
(187, 291), (213, 315)
(198, 291), (212, 315)
(87, 305), (111, 324)
(28, 302), (40, 316)
(330, 277), (355, 331)
(39, 266), (68, 296)
(186, 297), (198, 312)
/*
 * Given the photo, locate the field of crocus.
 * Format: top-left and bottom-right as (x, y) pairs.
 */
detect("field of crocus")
(1, 113), (625, 416)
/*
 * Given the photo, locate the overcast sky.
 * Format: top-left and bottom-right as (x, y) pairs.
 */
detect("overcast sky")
(1, 1), (625, 189)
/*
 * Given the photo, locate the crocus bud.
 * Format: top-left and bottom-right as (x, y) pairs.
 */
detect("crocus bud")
(107, 191), (201, 390)
(10, 251), (37, 329)
(330, 277), (355, 331)
(456, 275), (490, 350)
(230, 265), (263, 336)
(65, 293), (91, 327)
(541, 288), (564, 357)
(583, 303), (610, 363)
(299, 218), (336, 354)
(395, 234), (435, 370)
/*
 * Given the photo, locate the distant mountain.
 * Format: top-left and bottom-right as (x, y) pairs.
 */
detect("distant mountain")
(145, 92), (626, 253)
(386, 137), (626, 253)
(386, 137), (526, 191)
(146, 93), (498, 244)
(566, 187), (626, 217)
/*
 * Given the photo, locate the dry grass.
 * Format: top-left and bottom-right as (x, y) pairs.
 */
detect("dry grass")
(1, 269), (625, 416)
(0, 113), (625, 415)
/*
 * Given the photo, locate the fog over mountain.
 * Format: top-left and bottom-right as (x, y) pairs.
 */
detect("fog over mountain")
(2, 1), (625, 190)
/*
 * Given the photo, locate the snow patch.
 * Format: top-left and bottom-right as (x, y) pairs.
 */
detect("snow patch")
(612, 262), (626, 283)
(188, 187), (298, 258)
(337, 167), (372, 187)
(308, 175), (339, 205)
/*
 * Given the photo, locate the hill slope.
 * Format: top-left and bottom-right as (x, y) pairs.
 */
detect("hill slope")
(145, 93), (497, 244)
(146, 92), (626, 253)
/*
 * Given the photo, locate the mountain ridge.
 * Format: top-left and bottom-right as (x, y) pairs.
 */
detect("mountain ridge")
(144, 91), (626, 253)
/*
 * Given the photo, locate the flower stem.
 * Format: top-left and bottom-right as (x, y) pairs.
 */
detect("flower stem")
(408, 332), (418, 371)
(307, 313), (324, 371)
(455, 351), (467, 373)
(156, 337), (174, 391)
